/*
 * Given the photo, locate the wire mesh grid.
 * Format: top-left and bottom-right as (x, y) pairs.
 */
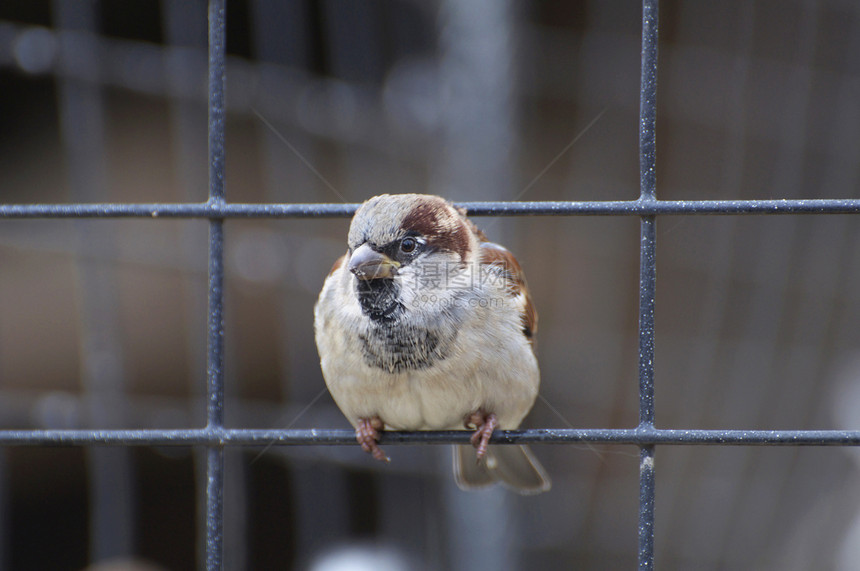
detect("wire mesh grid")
(3, 0), (860, 569)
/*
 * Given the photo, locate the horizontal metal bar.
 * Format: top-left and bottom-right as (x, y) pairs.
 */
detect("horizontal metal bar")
(0, 202), (358, 219)
(2, 427), (860, 446)
(460, 199), (860, 216)
(1, 198), (860, 219)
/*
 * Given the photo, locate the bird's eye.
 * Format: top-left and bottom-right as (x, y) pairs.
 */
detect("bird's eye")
(400, 237), (417, 253)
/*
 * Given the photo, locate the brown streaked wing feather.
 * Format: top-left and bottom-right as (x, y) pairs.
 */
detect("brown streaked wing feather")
(479, 242), (538, 343)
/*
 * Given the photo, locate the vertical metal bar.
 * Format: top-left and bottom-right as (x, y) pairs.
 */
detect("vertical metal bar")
(206, 0), (226, 569)
(639, 0), (659, 205)
(159, 1), (224, 565)
(638, 218), (657, 428)
(638, 445), (656, 570)
(208, 0), (227, 209)
(638, 215), (657, 571)
(0, 451), (7, 571)
(638, 0), (659, 569)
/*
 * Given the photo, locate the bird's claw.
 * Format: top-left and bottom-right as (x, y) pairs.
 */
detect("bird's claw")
(466, 411), (498, 462)
(356, 417), (389, 462)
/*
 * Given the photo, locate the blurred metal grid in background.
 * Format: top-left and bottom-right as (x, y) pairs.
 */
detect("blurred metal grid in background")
(2, 1), (860, 570)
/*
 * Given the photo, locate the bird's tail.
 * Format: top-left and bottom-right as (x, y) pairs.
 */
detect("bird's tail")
(453, 444), (551, 494)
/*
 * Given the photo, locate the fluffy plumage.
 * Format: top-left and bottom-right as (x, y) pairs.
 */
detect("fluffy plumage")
(314, 193), (550, 494)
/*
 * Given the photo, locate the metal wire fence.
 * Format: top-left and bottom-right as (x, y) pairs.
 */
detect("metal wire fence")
(2, 0), (860, 570)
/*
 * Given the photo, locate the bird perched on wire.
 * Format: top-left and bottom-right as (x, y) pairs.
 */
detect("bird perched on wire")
(314, 193), (550, 494)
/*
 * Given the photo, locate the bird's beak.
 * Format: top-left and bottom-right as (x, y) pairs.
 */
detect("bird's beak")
(348, 243), (401, 280)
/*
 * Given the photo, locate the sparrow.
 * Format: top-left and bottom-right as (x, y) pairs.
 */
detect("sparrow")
(314, 193), (550, 494)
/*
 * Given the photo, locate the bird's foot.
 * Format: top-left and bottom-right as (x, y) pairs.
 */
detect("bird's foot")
(465, 411), (499, 462)
(356, 417), (389, 462)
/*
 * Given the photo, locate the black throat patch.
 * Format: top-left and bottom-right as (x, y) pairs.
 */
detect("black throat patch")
(354, 278), (458, 373)
(355, 278), (404, 323)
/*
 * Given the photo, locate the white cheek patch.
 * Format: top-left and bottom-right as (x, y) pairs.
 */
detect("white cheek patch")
(398, 259), (481, 311)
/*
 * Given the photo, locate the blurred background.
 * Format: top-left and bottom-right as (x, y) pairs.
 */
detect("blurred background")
(1, 0), (860, 569)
